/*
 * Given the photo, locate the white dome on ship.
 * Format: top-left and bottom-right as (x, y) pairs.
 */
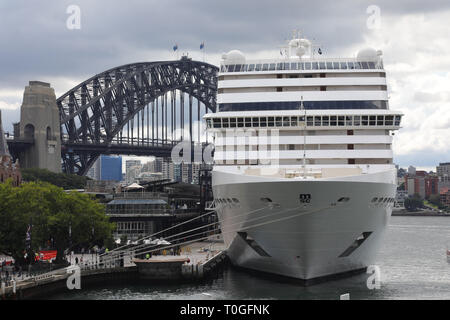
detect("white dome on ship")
(222, 50), (246, 64)
(356, 47), (378, 61)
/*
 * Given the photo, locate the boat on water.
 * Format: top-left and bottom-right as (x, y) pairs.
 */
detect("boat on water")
(204, 35), (403, 281)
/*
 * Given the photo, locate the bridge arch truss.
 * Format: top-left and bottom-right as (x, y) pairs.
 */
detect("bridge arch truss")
(57, 58), (218, 175)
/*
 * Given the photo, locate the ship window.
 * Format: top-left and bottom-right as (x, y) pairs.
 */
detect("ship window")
(242, 64), (248, 72)
(283, 117), (290, 126)
(338, 116), (345, 126)
(372, 197), (378, 202)
(346, 116), (353, 126)
(275, 117), (283, 127)
(330, 116), (337, 126)
(361, 62), (369, 69)
(227, 65), (235, 72)
(220, 65), (227, 72)
(326, 62), (333, 69)
(245, 117), (252, 127)
(377, 115), (384, 126)
(369, 116), (376, 125)
(206, 119), (212, 128)
(248, 64), (255, 71)
(267, 117), (274, 127)
(299, 116), (305, 122)
(338, 197), (350, 202)
(385, 115), (394, 126)
(322, 116), (329, 126)
(395, 115), (401, 126)
(362, 116), (369, 125)
(262, 64), (269, 71)
(368, 62), (376, 69)
(298, 62), (304, 70)
(319, 62), (326, 69)
(340, 62), (348, 69)
(269, 63), (276, 71)
(290, 62), (297, 70)
(314, 116), (321, 126)
(307, 116), (314, 126)
(255, 64), (262, 71)
(348, 62), (355, 69)
(312, 62), (318, 70)
(260, 197), (272, 203)
(304, 62), (311, 70)
(284, 63), (291, 70)
(260, 117), (267, 127)
(234, 64), (242, 72)
(230, 118), (237, 128)
(213, 118), (221, 128)
(232, 198), (239, 203)
(355, 62), (362, 69)
(223, 118), (229, 128)
(354, 116), (361, 126)
(290, 116), (298, 126)
(333, 62), (340, 69)
(252, 117), (259, 127)
(237, 118), (244, 127)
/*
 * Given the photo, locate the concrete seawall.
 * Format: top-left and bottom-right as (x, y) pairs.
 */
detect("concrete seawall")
(2, 266), (138, 300)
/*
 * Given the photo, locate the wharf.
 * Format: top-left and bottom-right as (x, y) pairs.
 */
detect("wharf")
(1, 240), (227, 299)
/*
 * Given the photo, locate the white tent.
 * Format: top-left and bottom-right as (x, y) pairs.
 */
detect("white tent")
(124, 183), (144, 190)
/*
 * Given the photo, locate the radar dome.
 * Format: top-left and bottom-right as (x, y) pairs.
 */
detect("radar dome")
(296, 46), (306, 57)
(356, 47), (378, 61)
(222, 50), (246, 64)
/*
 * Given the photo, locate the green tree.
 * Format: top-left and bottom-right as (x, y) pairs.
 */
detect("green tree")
(0, 180), (115, 264)
(404, 193), (424, 211)
(21, 168), (91, 190)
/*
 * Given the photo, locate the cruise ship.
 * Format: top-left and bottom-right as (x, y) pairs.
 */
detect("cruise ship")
(204, 37), (402, 281)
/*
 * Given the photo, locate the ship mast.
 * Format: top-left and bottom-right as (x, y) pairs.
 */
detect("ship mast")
(300, 96), (307, 178)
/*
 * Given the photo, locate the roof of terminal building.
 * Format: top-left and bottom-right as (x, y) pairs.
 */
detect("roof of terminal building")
(108, 199), (167, 205)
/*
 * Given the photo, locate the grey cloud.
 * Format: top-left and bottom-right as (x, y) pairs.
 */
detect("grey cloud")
(2, 0), (449, 89)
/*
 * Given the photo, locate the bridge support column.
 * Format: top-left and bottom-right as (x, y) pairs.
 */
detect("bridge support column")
(19, 81), (61, 172)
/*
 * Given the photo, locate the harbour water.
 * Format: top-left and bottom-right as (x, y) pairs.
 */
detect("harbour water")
(48, 216), (450, 300)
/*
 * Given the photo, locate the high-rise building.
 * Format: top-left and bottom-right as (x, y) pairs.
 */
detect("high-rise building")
(404, 174), (439, 199)
(437, 162), (450, 178)
(162, 159), (174, 181)
(181, 162), (191, 183)
(125, 159), (142, 184)
(141, 160), (155, 173)
(191, 163), (200, 184)
(100, 155), (122, 181)
(154, 157), (163, 173)
(174, 163), (182, 182)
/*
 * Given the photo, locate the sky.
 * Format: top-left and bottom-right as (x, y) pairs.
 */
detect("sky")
(1, 0), (449, 171)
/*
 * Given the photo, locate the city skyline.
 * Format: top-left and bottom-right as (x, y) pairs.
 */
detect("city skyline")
(1, 0), (449, 169)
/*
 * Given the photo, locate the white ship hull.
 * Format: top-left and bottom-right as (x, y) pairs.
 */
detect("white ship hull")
(212, 168), (396, 281)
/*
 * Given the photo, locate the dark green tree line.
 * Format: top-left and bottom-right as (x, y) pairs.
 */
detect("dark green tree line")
(0, 180), (115, 264)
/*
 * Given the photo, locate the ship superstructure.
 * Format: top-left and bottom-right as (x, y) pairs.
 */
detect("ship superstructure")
(204, 37), (402, 280)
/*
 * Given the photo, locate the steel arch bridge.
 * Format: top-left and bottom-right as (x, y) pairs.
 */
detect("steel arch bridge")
(57, 57), (218, 175)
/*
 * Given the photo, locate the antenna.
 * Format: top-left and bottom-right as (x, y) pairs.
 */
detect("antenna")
(300, 96), (307, 178)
